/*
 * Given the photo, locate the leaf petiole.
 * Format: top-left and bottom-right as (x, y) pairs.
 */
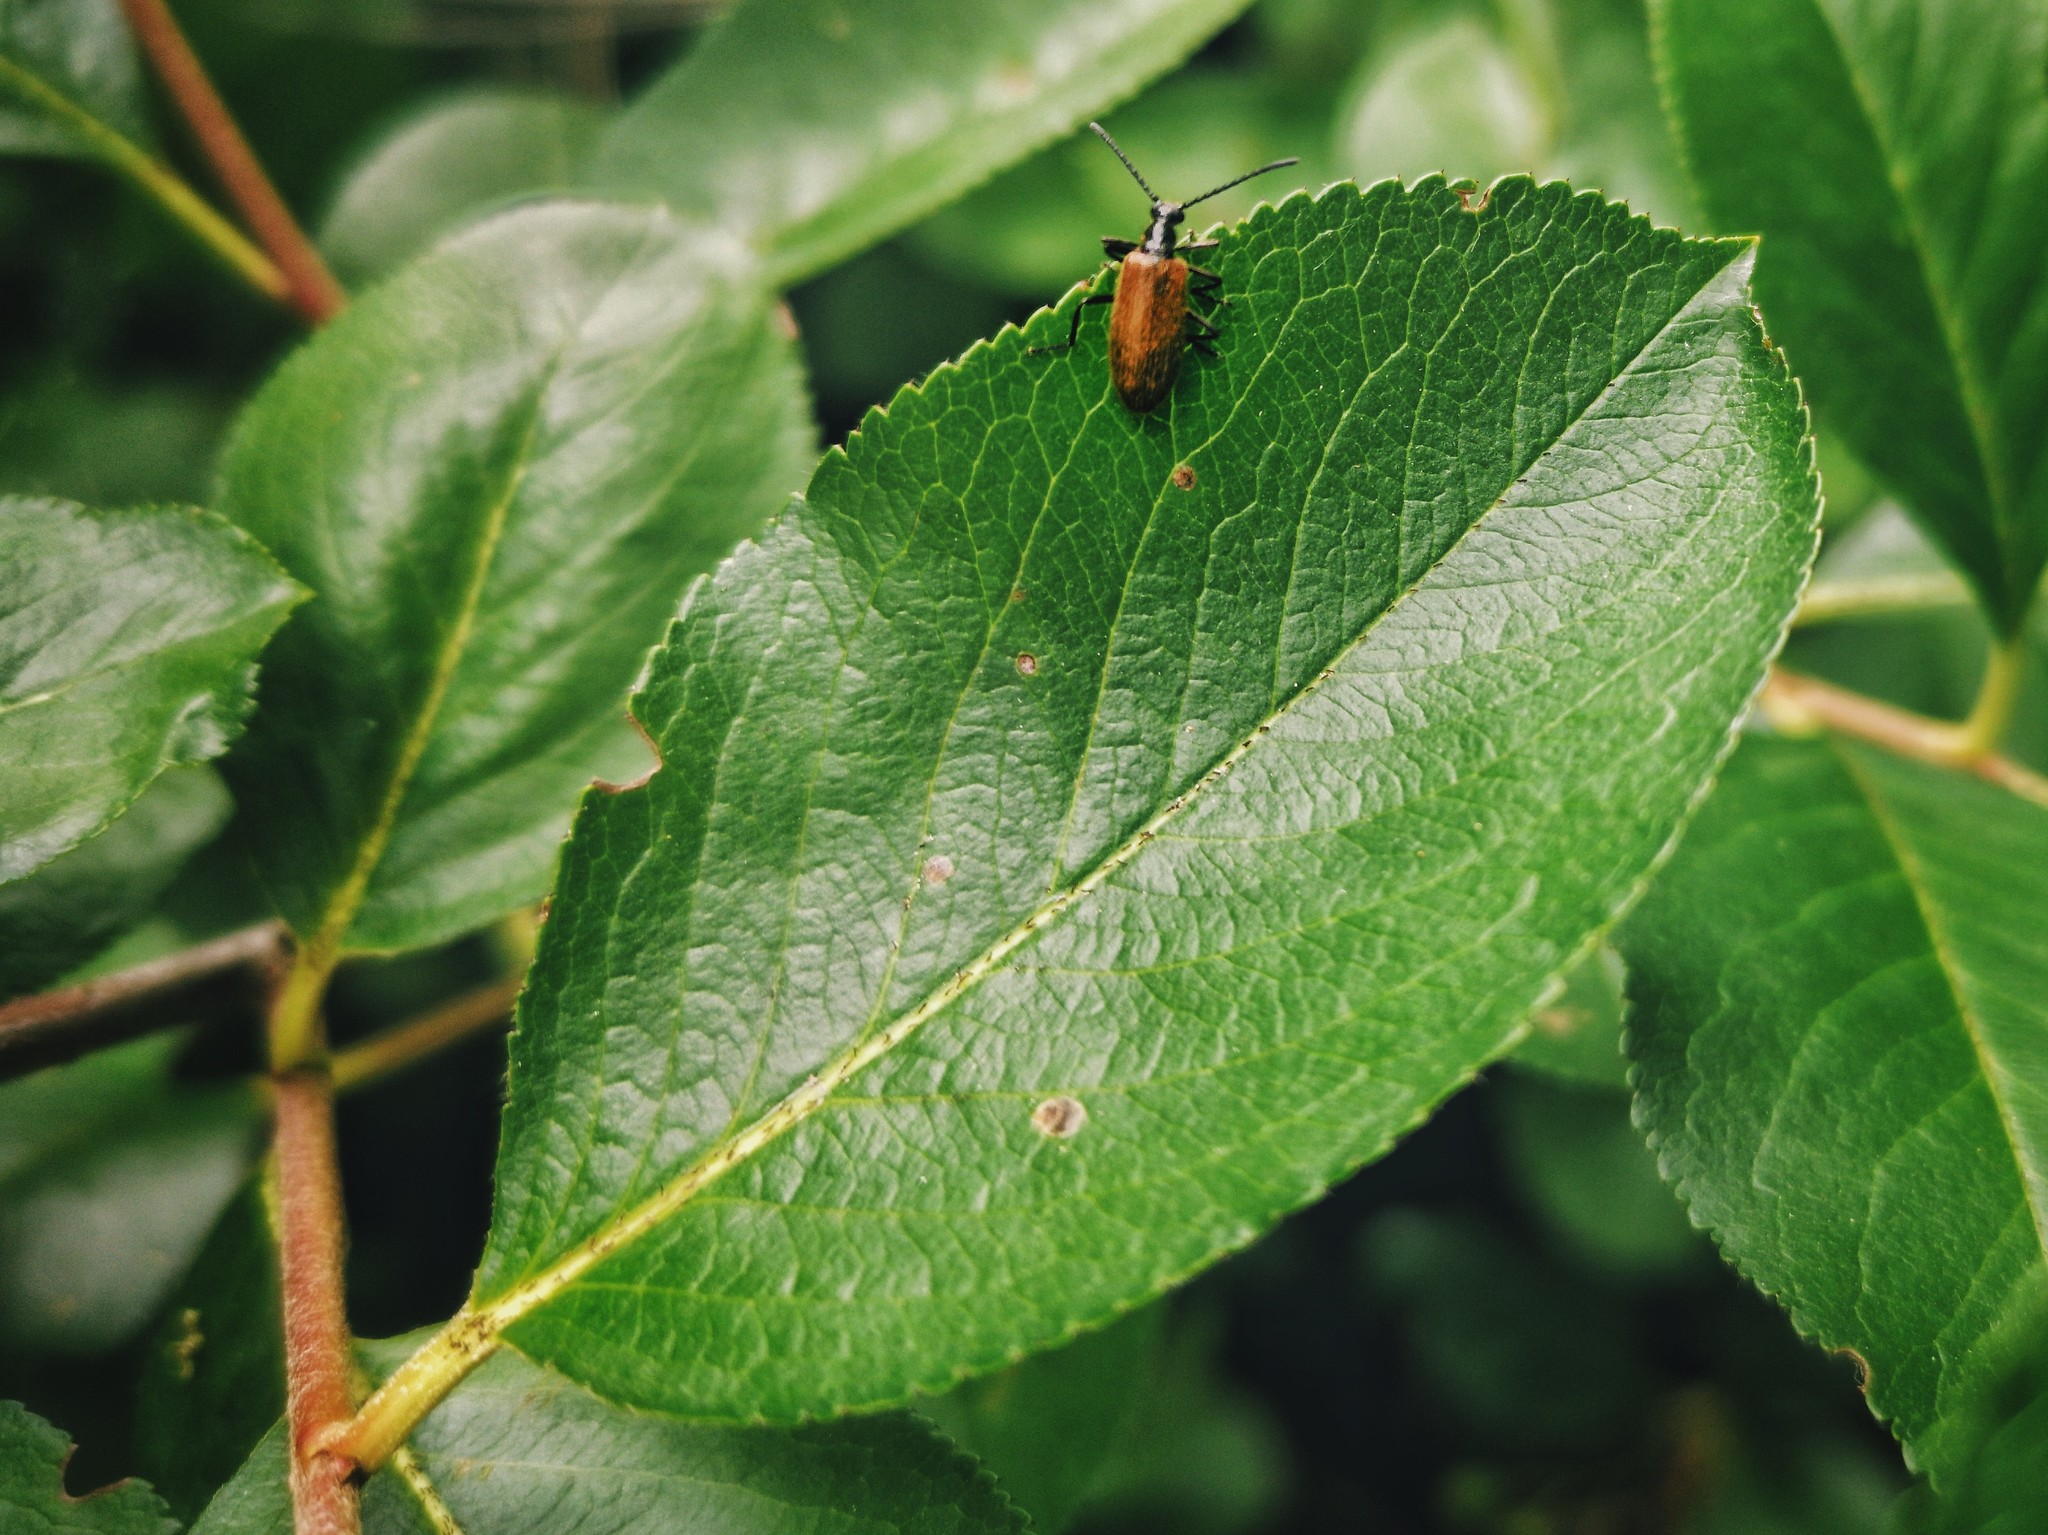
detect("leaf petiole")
(0, 53), (288, 305)
(1791, 571), (1974, 627)
(1759, 663), (2047, 808)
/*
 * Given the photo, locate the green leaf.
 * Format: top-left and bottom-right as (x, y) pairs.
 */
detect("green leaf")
(134, 1178), (283, 1525)
(0, 496), (301, 885)
(218, 200), (812, 955)
(590, 0), (1259, 287)
(0, 1036), (262, 1353)
(920, 1305), (1165, 1533)
(0, 766), (229, 1001)
(1897, 1284), (2048, 1534)
(1651, 0), (2048, 633)
(1072, 1308), (1284, 1535)
(0, 0), (150, 158)
(1621, 735), (2048, 1482)
(320, 87), (606, 284)
(1544, 0), (1697, 232)
(194, 1345), (1025, 1535)
(0, 1400), (175, 1535)
(449, 177), (1815, 1424)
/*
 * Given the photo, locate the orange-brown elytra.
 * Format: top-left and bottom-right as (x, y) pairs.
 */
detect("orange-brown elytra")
(1030, 122), (1298, 414)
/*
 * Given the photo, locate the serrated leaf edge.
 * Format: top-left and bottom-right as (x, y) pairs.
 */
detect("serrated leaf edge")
(351, 202), (1786, 1450)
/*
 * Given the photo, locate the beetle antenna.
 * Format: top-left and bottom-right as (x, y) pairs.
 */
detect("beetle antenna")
(1088, 121), (1158, 201)
(1184, 156), (1301, 207)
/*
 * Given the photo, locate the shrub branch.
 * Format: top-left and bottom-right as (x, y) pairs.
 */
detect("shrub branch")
(0, 921), (284, 1082)
(117, 0), (345, 324)
(272, 1068), (362, 1535)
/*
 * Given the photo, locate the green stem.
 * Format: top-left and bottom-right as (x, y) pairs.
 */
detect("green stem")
(328, 978), (519, 1093)
(0, 54), (288, 305)
(1761, 667), (2048, 809)
(1792, 571), (1974, 627)
(1957, 633), (2028, 758)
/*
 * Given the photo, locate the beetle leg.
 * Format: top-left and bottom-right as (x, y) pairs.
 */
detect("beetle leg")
(1100, 236), (1139, 257)
(1191, 338), (1220, 359)
(1029, 293), (1114, 354)
(1179, 239), (1221, 253)
(1185, 309), (1221, 340)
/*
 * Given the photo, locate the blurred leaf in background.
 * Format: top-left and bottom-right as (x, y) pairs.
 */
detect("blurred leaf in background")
(0, 1037), (260, 1357)
(318, 87), (605, 283)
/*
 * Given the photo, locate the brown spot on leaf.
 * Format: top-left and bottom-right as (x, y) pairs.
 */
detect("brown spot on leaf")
(1535, 1004), (1591, 1039)
(1010, 587), (1027, 603)
(923, 854), (956, 886)
(1171, 464), (1197, 490)
(1016, 652), (1039, 676)
(1834, 1347), (1871, 1393)
(594, 709), (663, 794)
(1457, 182), (1491, 213)
(1032, 1095), (1087, 1138)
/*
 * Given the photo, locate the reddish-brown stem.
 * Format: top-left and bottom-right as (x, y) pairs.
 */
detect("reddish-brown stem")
(0, 921), (286, 1083)
(272, 1069), (361, 1535)
(117, 0), (345, 325)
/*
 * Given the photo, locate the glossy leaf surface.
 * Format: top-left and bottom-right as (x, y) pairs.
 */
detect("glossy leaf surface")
(1653, 0), (2048, 632)
(1622, 735), (2048, 1481)
(463, 178), (1817, 1422)
(0, 0), (150, 157)
(592, 0), (1257, 286)
(0, 765), (228, 1001)
(219, 201), (812, 954)
(0, 497), (299, 884)
(194, 1345), (1024, 1535)
(0, 1400), (174, 1534)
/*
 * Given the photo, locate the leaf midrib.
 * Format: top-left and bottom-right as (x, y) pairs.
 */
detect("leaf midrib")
(458, 240), (1750, 1348)
(292, 395), (544, 969)
(1834, 739), (2048, 1260)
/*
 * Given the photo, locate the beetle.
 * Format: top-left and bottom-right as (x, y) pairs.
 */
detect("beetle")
(1031, 122), (1298, 414)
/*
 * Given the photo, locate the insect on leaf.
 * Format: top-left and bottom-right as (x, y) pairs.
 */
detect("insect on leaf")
(427, 177), (1816, 1427)
(591, 0), (1261, 286)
